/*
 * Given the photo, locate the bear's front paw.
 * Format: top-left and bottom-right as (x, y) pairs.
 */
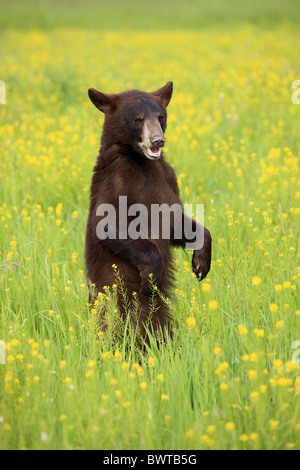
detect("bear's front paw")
(140, 280), (152, 297)
(192, 249), (211, 281)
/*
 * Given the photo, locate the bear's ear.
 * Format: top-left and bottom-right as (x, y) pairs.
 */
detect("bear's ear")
(88, 88), (117, 113)
(151, 81), (173, 108)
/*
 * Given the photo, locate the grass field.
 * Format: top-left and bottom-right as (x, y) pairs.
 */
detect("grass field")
(0, 0), (300, 450)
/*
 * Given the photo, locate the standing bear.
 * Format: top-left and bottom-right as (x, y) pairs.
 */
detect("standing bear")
(85, 81), (212, 339)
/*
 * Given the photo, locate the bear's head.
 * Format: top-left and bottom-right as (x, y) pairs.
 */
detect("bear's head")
(88, 82), (173, 161)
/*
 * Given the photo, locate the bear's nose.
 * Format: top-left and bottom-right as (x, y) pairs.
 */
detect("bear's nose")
(151, 135), (165, 148)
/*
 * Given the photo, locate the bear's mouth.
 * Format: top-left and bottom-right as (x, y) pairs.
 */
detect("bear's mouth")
(146, 147), (162, 159)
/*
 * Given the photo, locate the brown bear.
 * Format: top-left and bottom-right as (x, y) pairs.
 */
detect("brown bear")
(85, 81), (212, 340)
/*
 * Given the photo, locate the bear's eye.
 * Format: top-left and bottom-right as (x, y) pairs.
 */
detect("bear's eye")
(135, 117), (144, 124)
(158, 114), (164, 123)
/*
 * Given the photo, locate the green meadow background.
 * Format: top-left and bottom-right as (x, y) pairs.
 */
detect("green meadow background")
(0, 0), (300, 450)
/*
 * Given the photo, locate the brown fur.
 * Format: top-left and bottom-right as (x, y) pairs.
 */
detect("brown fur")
(85, 82), (212, 339)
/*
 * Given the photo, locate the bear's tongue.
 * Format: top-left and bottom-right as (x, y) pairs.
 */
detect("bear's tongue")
(147, 147), (161, 158)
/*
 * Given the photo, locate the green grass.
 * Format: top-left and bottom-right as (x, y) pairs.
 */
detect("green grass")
(0, 0), (300, 450)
